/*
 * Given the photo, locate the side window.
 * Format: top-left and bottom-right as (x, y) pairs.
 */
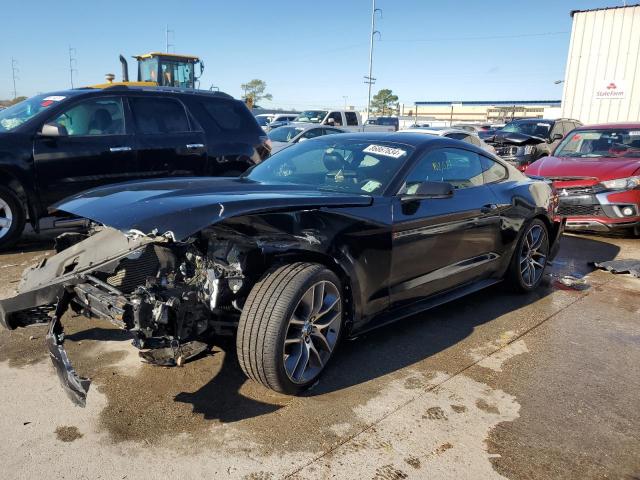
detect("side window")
(326, 112), (343, 126)
(480, 156), (508, 184)
(130, 97), (190, 134)
(49, 97), (125, 136)
(564, 122), (577, 135)
(324, 128), (343, 135)
(550, 122), (563, 138)
(401, 148), (484, 193)
(199, 99), (260, 133)
(301, 128), (323, 139)
(446, 132), (471, 142)
(345, 111), (359, 126)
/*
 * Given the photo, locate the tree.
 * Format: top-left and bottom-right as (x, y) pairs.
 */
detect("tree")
(370, 89), (399, 116)
(0, 96), (27, 108)
(240, 79), (272, 108)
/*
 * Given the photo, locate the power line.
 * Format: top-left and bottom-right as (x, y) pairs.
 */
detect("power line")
(11, 58), (19, 99)
(68, 46), (78, 89)
(385, 31), (570, 43)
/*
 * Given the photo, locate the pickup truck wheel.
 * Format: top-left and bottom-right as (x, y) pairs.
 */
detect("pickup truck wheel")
(237, 262), (343, 394)
(0, 186), (26, 250)
(506, 219), (549, 292)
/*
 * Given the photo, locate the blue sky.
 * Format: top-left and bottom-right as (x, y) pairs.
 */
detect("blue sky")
(0, 0), (625, 109)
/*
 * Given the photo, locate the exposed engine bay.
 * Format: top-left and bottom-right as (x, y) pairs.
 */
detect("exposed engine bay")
(0, 225), (268, 405)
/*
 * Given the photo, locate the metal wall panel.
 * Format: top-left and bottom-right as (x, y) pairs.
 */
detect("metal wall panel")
(561, 6), (640, 123)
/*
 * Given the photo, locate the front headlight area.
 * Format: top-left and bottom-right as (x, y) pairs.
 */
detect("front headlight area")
(600, 176), (640, 190)
(521, 144), (536, 156)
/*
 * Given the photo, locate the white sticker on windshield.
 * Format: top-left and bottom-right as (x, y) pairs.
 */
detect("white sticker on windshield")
(629, 131), (640, 136)
(361, 180), (382, 192)
(363, 144), (407, 158)
(537, 123), (550, 128)
(43, 96), (66, 102)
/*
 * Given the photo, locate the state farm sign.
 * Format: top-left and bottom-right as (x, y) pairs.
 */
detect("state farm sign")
(595, 80), (626, 99)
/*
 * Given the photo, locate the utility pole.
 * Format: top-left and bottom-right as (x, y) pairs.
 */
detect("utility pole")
(342, 96), (348, 109)
(364, 0), (381, 122)
(165, 25), (174, 53)
(11, 58), (19, 99)
(68, 46), (77, 89)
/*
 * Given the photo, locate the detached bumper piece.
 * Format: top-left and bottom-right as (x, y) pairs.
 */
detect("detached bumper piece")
(46, 293), (91, 407)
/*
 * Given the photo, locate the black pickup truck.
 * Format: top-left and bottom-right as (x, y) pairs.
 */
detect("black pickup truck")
(0, 86), (270, 248)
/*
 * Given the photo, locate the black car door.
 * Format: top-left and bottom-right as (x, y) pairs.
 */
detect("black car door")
(33, 96), (137, 208)
(129, 96), (207, 178)
(389, 147), (503, 309)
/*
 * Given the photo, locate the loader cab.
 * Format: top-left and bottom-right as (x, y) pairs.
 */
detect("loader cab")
(135, 52), (203, 89)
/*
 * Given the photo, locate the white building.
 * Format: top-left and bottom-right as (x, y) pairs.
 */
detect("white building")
(560, 4), (640, 123)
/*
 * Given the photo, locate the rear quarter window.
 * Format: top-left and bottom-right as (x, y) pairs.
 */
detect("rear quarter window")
(193, 98), (262, 135)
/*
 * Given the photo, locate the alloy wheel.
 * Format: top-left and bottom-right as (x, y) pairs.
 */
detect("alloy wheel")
(519, 224), (548, 287)
(283, 280), (342, 384)
(0, 198), (13, 240)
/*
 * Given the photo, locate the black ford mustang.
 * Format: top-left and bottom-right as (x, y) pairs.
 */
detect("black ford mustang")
(0, 133), (562, 405)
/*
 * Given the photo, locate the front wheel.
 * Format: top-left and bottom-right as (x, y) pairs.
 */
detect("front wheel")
(237, 262), (343, 394)
(0, 186), (26, 251)
(506, 219), (549, 292)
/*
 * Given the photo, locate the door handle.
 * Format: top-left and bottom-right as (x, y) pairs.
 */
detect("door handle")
(109, 146), (132, 152)
(185, 143), (205, 149)
(480, 204), (498, 214)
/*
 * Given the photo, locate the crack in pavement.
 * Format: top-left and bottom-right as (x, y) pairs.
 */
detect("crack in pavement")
(283, 284), (600, 479)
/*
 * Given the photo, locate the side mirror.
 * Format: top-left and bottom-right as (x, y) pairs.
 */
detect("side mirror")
(297, 136), (308, 143)
(551, 133), (563, 141)
(325, 118), (335, 126)
(40, 123), (67, 137)
(401, 181), (454, 201)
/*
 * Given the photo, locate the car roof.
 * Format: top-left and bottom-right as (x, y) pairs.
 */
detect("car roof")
(317, 131), (469, 148)
(575, 122), (640, 130)
(511, 118), (556, 123)
(402, 127), (471, 136)
(43, 86), (235, 101)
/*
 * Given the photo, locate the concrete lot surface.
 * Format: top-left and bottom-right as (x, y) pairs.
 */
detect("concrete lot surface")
(0, 232), (638, 480)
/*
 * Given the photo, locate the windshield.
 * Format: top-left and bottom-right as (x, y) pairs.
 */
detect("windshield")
(295, 110), (328, 123)
(268, 126), (305, 142)
(0, 94), (63, 132)
(247, 138), (414, 194)
(555, 129), (640, 158)
(501, 121), (551, 138)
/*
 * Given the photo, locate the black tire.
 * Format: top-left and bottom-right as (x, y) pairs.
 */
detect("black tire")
(237, 262), (343, 394)
(0, 185), (26, 251)
(506, 218), (550, 293)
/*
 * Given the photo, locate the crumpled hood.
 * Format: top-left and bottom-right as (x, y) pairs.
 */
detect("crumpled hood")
(492, 131), (545, 145)
(52, 177), (373, 240)
(526, 155), (640, 182)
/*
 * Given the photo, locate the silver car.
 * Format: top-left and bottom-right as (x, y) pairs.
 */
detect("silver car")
(268, 124), (346, 153)
(401, 127), (496, 154)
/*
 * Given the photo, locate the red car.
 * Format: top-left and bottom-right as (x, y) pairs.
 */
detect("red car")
(526, 123), (640, 236)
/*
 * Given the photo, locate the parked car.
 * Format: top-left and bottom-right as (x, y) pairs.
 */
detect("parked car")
(268, 124), (345, 153)
(366, 116), (400, 131)
(488, 118), (582, 172)
(526, 123), (640, 236)
(254, 113), (298, 132)
(0, 86), (269, 249)
(401, 127), (496, 154)
(452, 124), (492, 133)
(0, 132), (562, 405)
(293, 110), (394, 132)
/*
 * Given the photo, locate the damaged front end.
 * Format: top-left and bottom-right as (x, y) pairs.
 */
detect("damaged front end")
(0, 226), (255, 406)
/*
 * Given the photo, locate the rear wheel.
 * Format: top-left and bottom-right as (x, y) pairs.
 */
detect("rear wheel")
(237, 262), (343, 394)
(0, 186), (26, 251)
(506, 219), (549, 292)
